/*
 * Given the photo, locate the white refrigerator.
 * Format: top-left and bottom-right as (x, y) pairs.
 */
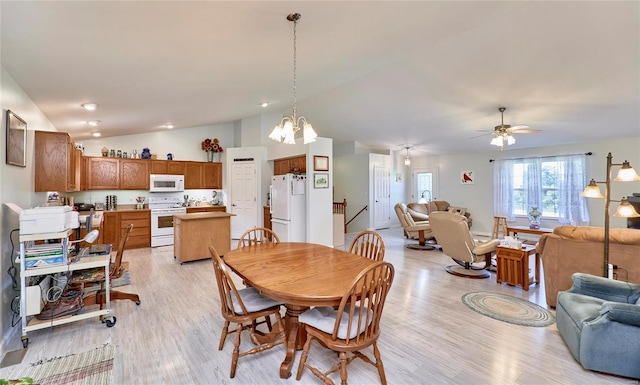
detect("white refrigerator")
(270, 174), (306, 242)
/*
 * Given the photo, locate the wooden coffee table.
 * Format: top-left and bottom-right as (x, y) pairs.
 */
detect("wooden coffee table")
(495, 245), (540, 291)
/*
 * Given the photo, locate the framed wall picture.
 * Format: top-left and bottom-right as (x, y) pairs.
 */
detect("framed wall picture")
(6, 110), (27, 167)
(461, 171), (474, 184)
(313, 155), (329, 171)
(314, 173), (329, 189)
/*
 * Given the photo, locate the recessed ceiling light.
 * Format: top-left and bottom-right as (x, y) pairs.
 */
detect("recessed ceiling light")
(261, 102), (269, 108)
(92, 132), (101, 137)
(81, 103), (98, 111)
(87, 120), (100, 126)
(165, 124), (174, 129)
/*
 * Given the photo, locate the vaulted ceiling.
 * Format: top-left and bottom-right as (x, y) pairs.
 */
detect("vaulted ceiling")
(1, 1), (638, 155)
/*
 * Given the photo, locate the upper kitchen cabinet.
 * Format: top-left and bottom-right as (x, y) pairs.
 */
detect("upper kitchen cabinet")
(203, 162), (222, 189)
(86, 157), (119, 190)
(184, 161), (203, 189)
(273, 155), (306, 175)
(34, 131), (81, 192)
(185, 161), (222, 189)
(120, 159), (149, 190)
(150, 160), (185, 175)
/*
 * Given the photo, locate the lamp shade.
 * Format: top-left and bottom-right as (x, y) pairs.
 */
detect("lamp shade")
(613, 197), (640, 218)
(613, 161), (640, 182)
(580, 179), (604, 198)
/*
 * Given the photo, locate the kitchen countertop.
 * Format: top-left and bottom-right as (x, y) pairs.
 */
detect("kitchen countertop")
(173, 212), (235, 220)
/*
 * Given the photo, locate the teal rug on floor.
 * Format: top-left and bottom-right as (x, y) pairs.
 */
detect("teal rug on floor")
(462, 291), (555, 327)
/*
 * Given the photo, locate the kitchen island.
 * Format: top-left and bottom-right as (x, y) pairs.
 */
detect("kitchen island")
(173, 212), (235, 263)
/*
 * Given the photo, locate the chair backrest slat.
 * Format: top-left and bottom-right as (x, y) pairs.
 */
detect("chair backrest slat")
(111, 223), (133, 277)
(333, 261), (394, 344)
(237, 227), (281, 249)
(210, 246), (248, 316)
(348, 230), (385, 261)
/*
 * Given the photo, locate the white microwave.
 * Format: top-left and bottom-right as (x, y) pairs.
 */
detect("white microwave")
(150, 174), (184, 192)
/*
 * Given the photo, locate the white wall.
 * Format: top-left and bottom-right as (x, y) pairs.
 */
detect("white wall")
(334, 153), (370, 233)
(81, 123), (236, 160)
(306, 138), (333, 245)
(0, 67), (57, 350)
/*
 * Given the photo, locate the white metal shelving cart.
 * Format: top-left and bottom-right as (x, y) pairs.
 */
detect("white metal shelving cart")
(19, 228), (115, 348)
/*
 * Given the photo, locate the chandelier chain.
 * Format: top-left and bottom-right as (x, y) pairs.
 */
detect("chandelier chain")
(293, 17), (297, 120)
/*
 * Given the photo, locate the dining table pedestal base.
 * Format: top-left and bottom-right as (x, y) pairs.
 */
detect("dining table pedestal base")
(281, 304), (310, 378)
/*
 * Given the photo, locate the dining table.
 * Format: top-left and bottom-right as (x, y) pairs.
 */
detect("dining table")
(223, 242), (376, 379)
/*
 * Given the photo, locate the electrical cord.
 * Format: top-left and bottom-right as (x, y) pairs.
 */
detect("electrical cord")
(7, 228), (20, 290)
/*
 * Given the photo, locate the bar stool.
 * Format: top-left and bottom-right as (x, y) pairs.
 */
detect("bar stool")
(492, 216), (508, 239)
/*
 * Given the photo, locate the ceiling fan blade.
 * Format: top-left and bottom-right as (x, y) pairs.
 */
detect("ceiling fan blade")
(511, 128), (542, 134)
(510, 125), (530, 130)
(469, 132), (492, 139)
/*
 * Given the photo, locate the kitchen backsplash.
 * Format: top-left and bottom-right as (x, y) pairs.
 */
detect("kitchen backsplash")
(35, 189), (225, 209)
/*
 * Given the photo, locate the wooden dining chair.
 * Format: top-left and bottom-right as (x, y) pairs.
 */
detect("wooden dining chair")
(209, 246), (286, 378)
(69, 224), (141, 310)
(237, 227), (280, 249)
(296, 261), (395, 385)
(348, 230), (385, 261)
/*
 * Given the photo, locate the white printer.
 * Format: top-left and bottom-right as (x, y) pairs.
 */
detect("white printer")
(19, 205), (79, 234)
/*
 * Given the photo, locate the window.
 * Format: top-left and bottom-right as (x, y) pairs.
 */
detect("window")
(493, 155), (590, 225)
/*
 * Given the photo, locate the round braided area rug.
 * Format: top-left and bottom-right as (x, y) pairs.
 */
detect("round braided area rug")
(461, 291), (555, 327)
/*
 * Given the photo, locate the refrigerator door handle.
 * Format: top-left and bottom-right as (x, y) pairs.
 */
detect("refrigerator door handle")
(269, 185), (273, 213)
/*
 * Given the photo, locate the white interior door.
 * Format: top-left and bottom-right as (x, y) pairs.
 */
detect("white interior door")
(373, 166), (391, 229)
(230, 161), (257, 239)
(412, 167), (439, 202)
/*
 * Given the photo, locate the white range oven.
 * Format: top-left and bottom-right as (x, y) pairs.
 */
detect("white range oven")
(148, 195), (186, 247)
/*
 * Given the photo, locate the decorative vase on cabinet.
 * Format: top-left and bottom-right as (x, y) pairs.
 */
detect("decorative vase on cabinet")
(213, 152), (221, 162)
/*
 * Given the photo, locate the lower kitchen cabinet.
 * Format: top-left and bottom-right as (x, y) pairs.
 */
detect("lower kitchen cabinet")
(101, 210), (150, 249)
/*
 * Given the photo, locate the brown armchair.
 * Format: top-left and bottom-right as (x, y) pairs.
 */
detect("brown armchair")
(429, 211), (499, 278)
(394, 203), (434, 250)
(407, 201), (472, 228)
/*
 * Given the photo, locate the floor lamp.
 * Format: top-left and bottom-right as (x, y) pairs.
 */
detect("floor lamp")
(580, 152), (640, 277)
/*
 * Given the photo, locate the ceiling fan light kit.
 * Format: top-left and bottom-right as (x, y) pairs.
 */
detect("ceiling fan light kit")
(486, 106), (540, 150)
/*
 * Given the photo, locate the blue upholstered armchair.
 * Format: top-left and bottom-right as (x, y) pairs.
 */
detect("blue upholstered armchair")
(556, 273), (640, 379)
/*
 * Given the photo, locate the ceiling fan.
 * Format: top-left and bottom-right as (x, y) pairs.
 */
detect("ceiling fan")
(471, 107), (541, 150)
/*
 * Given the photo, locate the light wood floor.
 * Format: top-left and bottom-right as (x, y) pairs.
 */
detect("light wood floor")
(2, 228), (634, 384)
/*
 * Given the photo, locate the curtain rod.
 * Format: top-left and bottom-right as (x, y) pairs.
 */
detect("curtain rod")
(489, 152), (592, 163)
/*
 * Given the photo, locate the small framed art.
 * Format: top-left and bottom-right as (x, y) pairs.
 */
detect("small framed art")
(461, 171), (474, 184)
(6, 110), (27, 167)
(314, 173), (329, 189)
(313, 155), (329, 171)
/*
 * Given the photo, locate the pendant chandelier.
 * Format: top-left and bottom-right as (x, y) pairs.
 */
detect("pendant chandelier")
(269, 13), (317, 145)
(404, 146), (411, 166)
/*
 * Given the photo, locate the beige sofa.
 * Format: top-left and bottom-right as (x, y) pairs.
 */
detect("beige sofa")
(536, 225), (640, 307)
(407, 201), (472, 228)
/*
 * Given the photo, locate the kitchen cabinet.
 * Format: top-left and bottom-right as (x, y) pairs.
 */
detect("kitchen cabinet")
(184, 162), (203, 189)
(120, 211), (151, 249)
(263, 206), (272, 230)
(101, 210), (150, 249)
(120, 159), (149, 190)
(102, 211), (119, 246)
(87, 157), (119, 190)
(34, 131), (81, 192)
(185, 161), (222, 189)
(273, 155), (306, 175)
(150, 160), (185, 175)
(203, 162), (222, 189)
(173, 212), (235, 263)
(186, 206), (226, 213)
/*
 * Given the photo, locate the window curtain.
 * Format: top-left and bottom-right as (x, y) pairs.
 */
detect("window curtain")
(493, 155), (590, 225)
(557, 154), (590, 225)
(493, 158), (516, 221)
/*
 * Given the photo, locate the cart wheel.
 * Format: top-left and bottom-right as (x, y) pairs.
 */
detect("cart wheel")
(21, 337), (29, 348)
(135, 300), (141, 305)
(105, 317), (116, 327)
